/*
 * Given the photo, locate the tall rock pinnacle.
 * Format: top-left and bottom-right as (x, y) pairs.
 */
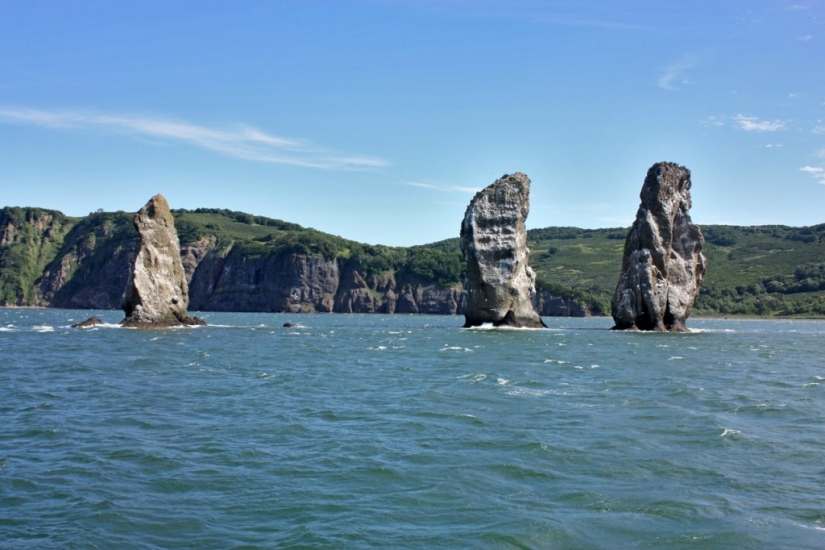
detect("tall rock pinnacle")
(611, 162), (707, 332)
(121, 194), (205, 328)
(460, 173), (545, 328)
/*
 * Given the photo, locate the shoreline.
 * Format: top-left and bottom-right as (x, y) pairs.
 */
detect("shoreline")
(3, 306), (825, 321)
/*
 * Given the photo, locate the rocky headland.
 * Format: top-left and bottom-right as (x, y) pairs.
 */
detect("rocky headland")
(460, 173), (545, 328)
(120, 195), (206, 328)
(611, 162), (707, 332)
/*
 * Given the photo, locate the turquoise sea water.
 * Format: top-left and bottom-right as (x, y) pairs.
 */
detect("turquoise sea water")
(1, 309), (824, 549)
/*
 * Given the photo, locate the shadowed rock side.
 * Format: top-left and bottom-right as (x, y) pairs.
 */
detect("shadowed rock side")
(121, 195), (205, 328)
(534, 290), (590, 317)
(460, 173), (545, 328)
(611, 162), (707, 332)
(187, 248), (464, 315)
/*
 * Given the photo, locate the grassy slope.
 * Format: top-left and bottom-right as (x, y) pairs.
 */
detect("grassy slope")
(523, 224), (825, 317)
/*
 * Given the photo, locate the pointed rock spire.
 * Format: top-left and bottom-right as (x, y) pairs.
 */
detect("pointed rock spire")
(611, 162), (707, 332)
(121, 194), (205, 327)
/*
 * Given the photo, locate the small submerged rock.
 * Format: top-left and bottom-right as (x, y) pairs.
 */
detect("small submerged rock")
(71, 317), (103, 328)
(120, 194), (206, 328)
(283, 322), (294, 328)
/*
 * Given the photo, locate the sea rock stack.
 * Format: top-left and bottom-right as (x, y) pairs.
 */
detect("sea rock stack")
(121, 195), (205, 328)
(460, 173), (545, 328)
(611, 162), (707, 332)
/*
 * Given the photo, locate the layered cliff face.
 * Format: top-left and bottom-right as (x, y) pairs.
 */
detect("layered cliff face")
(460, 173), (544, 328)
(611, 162), (707, 332)
(189, 247), (339, 312)
(187, 245), (463, 314)
(121, 195), (205, 327)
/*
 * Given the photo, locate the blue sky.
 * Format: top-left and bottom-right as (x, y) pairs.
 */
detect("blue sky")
(0, 1), (823, 246)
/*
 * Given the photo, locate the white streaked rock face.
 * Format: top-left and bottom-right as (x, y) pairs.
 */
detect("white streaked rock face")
(460, 173), (545, 328)
(611, 162), (707, 332)
(121, 194), (205, 327)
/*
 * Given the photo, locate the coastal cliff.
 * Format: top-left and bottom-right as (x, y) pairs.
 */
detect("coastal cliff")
(0, 207), (74, 306)
(3, 203), (824, 317)
(1, 206), (593, 316)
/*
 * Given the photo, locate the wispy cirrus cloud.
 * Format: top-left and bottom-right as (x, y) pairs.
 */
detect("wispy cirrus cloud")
(658, 55), (698, 91)
(734, 114), (786, 132)
(0, 107), (388, 170)
(800, 165), (825, 184)
(405, 181), (480, 194)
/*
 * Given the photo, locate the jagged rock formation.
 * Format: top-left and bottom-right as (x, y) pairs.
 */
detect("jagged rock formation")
(121, 195), (205, 328)
(460, 173), (545, 328)
(611, 162), (707, 332)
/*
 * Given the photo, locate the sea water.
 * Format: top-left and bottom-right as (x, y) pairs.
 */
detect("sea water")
(1, 309), (824, 549)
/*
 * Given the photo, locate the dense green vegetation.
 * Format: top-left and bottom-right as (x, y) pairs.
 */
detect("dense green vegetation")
(2, 204), (824, 316)
(0, 207), (75, 305)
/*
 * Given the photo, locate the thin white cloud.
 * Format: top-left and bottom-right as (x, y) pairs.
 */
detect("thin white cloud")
(799, 35), (813, 41)
(658, 56), (697, 91)
(818, 149), (825, 158)
(701, 115), (725, 126)
(801, 166), (825, 183)
(734, 114), (786, 132)
(764, 143), (783, 148)
(813, 124), (825, 135)
(0, 107), (388, 170)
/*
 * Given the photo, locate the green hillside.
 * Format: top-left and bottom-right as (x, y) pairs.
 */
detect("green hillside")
(0, 207), (76, 305)
(525, 224), (825, 317)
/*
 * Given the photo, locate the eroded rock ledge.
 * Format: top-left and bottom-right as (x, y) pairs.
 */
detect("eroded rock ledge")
(611, 162), (707, 332)
(460, 173), (545, 328)
(121, 195), (206, 328)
